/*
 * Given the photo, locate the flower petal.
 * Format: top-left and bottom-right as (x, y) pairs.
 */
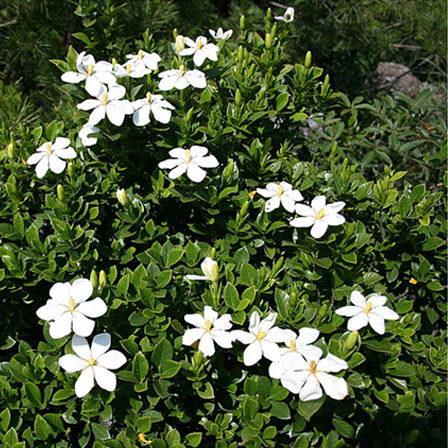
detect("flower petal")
(372, 306), (399, 321)
(49, 313), (72, 339)
(265, 196), (281, 212)
(54, 146), (77, 159)
(72, 312), (95, 337)
(182, 328), (205, 345)
(297, 328), (320, 345)
(93, 366), (116, 391)
(70, 279), (93, 303)
(198, 333), (215, 357)
(72, 334), (91, 359)
(85, 76), (103, 97)
(261, 340), (281, 362)
(75, 367), (95, 398)
(27, 152), (45, 165)
(97, 350), (127, 370)
(194, 155), (219, 168)
(184, 313), (205, 328)
(243, 341), (262, 366)
(317, 354), (348, 373)
(350, 291), (366, 308)
(61, 71), (86, 83)
(49, 155), (66, 174)
(187, 164), (207, 183)
(168, 164), (187, 179)
(106, 104), (125, 126)
(49, 282), (71, 305)
(336, 306), (362, 317)
(368, 313), (385, 334)
(310, 220), (328, 239)
(295, 204), (314, 217)
(299, 375), (323, 401)
(232, 330), (255, 345)
(213, 315), (232, 331)
(59, 354), (88, 373)
(316, 372), (348, 400)
(260, 313), (277, 332)
(203, 306), (218, 323)
(256, 188), (276, 198)
(367, 294), (388, 308)
(35, 156), (49, 178)
(347, 313), (368, 331)
(311, 196), (326, 212)
(281, 370), (309, 394)
(91, 333), (111, 359)
(36, 301), (66, 321)
(323, 213), (345, 226)
(280, 195), (296, 213)
(76, 298), (107, 318)
(212, 330), (234, 349)
(290, 216), (315, 228)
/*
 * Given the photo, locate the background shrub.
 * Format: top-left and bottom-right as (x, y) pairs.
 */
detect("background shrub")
(0, 3), (446, 448)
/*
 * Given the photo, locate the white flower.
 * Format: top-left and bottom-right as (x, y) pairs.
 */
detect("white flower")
(269, 328), (322, 379)
(158, 146), (219, 183)
(178, 36), (219, 67)
(280, 351), (349, 401)
(274, 7), (295, 23)
(132, 93), (175, 126)
(61, 51), (116, 97)
(290, 195), (345, 238)
(232, 312), (285, 366)
(27, 137), (76, 179)
(335, 291), (399, 335)
(185, 257), (219, 282)
(125, 50), (160, 73)
(182, 306), (234, 357)
(59, 333), (126, 398)
(209, 28), (233, 40)
(77, 84), (133, 126)
(36, 279), (107, 339)
(257, 182), (303, 213)
(78, 124), (99, 147)
(158, 65), (206, 91)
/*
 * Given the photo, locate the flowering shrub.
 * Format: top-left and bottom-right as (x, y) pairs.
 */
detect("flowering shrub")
(0, 8), (446, 448)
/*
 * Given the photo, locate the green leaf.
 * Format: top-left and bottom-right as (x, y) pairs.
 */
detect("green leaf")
(276, 92), (289, 112)
(297, 397), (325, 421)
(151, 339), (173, 367)
(34, 414), (52, 440)
(224, 282), (239, 309)
(186, 432), (203, 447)
(132, 352), (149, 382)
(25, 382), (42, 406)
(270, 401), (290, 420)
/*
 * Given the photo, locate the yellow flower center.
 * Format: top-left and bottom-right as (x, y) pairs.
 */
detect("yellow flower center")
(87, 358), (97, 367)
(45, 143), (53, 155)
(101, 92), (109, 105)
(277, 185), (284, 196)
(184, 149), (192, 162)
(86, 64), (94, 76)
(364, 303), (373, 314)
(316, 208), (326, 220)
(179, 64), (186, 76)
(146, 92), (152, 102)
(126, 63), (133, 74)
(256, 331), (267, 340)
(197, 39), (205, 49)
(204, 320), (213, 332)
(112, 58), (118, 65)
(137, 49), (144, 60)
(288, 339), (297, 351)
(309, 360), (317, 374)
(67, 298), (77, 312)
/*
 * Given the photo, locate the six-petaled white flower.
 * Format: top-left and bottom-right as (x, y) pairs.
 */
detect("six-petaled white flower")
(77, 84), (133, 126)
(132, 93), (175, 126)
(182, 306), (234, 357)
(178, 36), (219, 67)
(59, 333), (126, 398)
(125, 50), (160, 75)
(269, 328), (322, 379)
(280, 351), (349, 401)
(233, 312), (285, 366)
(290, 195), (345, 238)
(185, 257), (219, 282)
(336, 291), (399, 335)
(27, 137), (76, 179)
(61, 51), (116, 97)
(158, 65), (207, 90)
(274, 7), (295, 23)
(36, 279), (107, 339)
(257, 182), (303, 213)
(158, 146), (219, 183)
(78, 124), (100, 147)
(209, 28), (233, 40)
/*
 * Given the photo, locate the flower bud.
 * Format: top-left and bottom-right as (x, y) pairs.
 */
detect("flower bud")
(235, 89), (241, 107)
(304, 51), (312, 68)
(324, 74), (330, 86)
(6, 142), (14, 160)
(239, 15), (245, 30)
(184, 107), (194, 124)
(266, 7), (272, 21)
(237, 46), (244, 63)
(240, 200), (249, 216)
(57, 184), (65, 201)
(317, 303), (329, 320)
(344, 331), (358, 350)
(90, 269), (98, 289)
(67, 162), (75, 178)
(99, 270), (107, 288)
(175, 34), (185, 53)
(172, 28), (178, 39)
(289, 291), (297, 307)
(265, 33), (272, 49)
(116, 188), (128, 206)
(201, 257), (219, 282)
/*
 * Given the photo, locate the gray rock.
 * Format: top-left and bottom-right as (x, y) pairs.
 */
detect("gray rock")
(373, 62), (423, 97)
